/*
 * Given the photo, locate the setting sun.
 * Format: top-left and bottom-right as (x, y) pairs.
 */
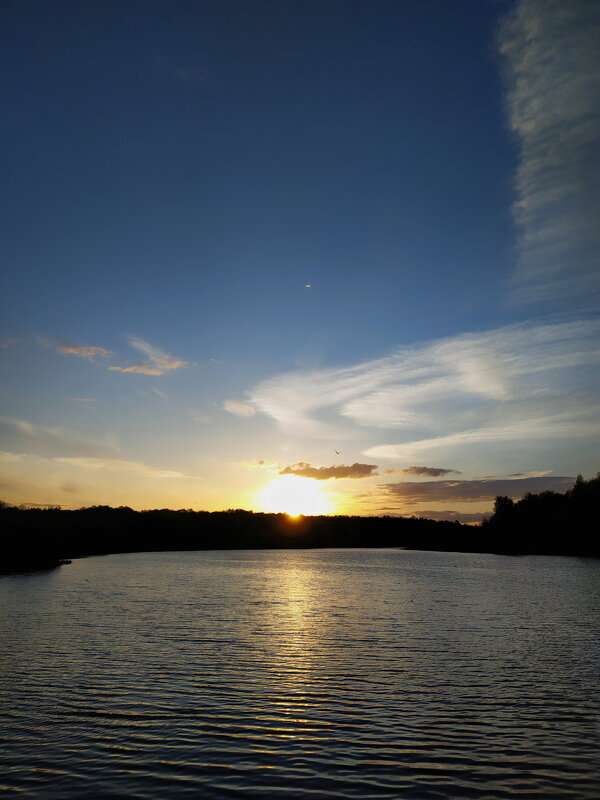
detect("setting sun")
(258, 475), (333, 517)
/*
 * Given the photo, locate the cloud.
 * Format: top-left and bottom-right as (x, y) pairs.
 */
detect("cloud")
(248, 320), (600, 458)
(52, 456), (200, 479)
(0, 337), (17, 349)
(127, 337), (190, 371)
(109, 337), (191, 375)
(190, 410), (212, 424)
(38, 337), (112, 359)
(365, 399), (600, 460)
(108, 363), (164, 375)
(0, 450), (202, 509)
(0, 416), (119, 459)
(380, 476), (575, 505)
(498, 0), (600, 306)
(386, 466), (460, 477)
(223, 399), (256, 418)
(279, 462), (378, 480)
(70, 397), (95, 403)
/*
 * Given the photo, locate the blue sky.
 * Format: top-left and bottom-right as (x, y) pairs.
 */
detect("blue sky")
(1, 0), (599, 519)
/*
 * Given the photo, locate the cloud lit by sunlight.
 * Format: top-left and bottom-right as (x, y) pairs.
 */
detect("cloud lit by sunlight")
(248, 320), (600, 460)
(37, 337), (112, 360)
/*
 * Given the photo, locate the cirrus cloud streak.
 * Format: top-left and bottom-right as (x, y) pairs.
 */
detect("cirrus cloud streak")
(109, 336), (191, 375)
(38, 337), (112, 360)
(248, 320), (600, 462)
(499, 0), (600, 306)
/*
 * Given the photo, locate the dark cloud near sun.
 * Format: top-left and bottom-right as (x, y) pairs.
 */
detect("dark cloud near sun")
(280, 462), (378, 480)
(385, 466), (460, 477)
(381, 476), (576, 504)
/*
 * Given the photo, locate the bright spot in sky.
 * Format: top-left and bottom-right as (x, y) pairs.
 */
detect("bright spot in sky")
(259, 475), (332, 516)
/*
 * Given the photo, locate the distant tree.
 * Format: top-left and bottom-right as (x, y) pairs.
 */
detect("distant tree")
(493, 495), (514, 518)
(483, 473), (599, 556)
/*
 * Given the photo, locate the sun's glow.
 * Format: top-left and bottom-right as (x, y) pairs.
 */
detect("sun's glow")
(258, 475), (332, 516)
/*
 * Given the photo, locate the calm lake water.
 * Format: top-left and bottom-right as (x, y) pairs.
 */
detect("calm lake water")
(1, 549), (599, 799)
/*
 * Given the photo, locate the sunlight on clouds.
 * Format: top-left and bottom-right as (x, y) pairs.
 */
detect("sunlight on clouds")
(0, 416), (119, 458)
(279, 462), (378, 480)
(108, 363), (164, 375)
(53, 456), (201, 479)
(380, 476), (575, 505)
(37, 337), (112, 359)
(127, 336), (191, 371)
(248, 321), (600, 465)
(223, 399), (256, 417)
(365, 401), (600, 460)
(0, 451), (203, 509)
(109, 337), (191, 375)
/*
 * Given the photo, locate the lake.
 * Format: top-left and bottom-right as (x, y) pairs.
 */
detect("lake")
(1, 549), (599, 798)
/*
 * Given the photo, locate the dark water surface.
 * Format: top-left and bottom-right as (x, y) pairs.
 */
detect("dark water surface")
(1, 549), (599, 799)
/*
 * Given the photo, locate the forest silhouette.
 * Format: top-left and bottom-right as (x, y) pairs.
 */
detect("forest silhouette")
(1, 473), (598, 573)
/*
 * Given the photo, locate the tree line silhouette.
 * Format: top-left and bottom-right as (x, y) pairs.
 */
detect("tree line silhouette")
(1, 472), (598, 572)
(481, 472), (599, 555)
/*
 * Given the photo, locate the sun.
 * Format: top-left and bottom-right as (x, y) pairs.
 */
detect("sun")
(258, 475), (332, 517)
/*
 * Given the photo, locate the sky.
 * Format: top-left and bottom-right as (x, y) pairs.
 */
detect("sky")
(1, 0), (599, 521)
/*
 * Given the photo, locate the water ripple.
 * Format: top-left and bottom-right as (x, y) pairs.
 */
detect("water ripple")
(1, 549), (599, 798)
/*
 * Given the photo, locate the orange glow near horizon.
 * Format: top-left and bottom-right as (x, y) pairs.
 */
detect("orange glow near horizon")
(258, 475), (333, 517)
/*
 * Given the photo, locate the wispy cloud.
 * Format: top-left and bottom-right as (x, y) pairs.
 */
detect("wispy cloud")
(128, 337), (190, 371)
(38, 337), (112, 360)
(380, 476), (575, 505)
(190, 410), (213, 424)
(52, 456), (201, 480)
(109, 336), (191, 376)
(70, 397), (96, 404)
(249, 320), (600, 460)
(0, 450), (202, 509)
(385, 466), (460, 477)
(498, 0), (600, 306)
(0, 337), (17, 349)
(108, 363), (164, 375)
(279, 462), (378, 480)
(365, 400), (600, 460)
(0, 416), (118, 459)
(223, 399), (256, 418)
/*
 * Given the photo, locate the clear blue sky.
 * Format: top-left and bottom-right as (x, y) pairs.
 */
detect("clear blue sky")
(1, 0), (599, 519)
